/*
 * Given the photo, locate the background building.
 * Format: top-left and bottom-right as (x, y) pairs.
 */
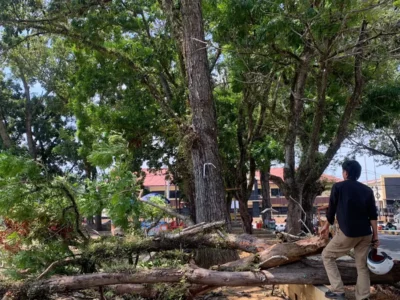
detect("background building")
(364, 175), (400, 222)
(141, 168), (341, 219)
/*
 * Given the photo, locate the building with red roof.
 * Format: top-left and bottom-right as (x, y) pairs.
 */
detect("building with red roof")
(141, 167), (341, 217)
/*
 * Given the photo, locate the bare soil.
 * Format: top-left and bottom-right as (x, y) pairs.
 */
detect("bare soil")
(194, 286), (287, 299)
(194, 285), (400, 300)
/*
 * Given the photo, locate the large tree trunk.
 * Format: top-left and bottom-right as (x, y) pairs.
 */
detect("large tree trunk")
(180, 0), (237, 267)
(286, 195), (303, 234)
(301, 181), (325, 234)
(16, 261), (400, 299)
(237, 198), (252, 234)
(301, 197), (314, 234)
(181, 0), (227, 224)
(260, 168), (271, 223)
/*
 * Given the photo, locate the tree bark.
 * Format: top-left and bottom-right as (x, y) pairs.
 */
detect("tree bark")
(16, 261), (400, 299)
(107, 284), (159, 299)
(260, 168), (272, 223)
(215, 236), (327, 271)
(286, 195), (303, 234)
(180, 0), (227, 225)
(237, 198), (252, 234)
(301, 181), (325, 234)
(180, 0), (237, 266)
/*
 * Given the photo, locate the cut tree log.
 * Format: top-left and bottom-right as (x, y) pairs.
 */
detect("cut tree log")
(15, 260), (400, 299)
(214, 236), (328, 271)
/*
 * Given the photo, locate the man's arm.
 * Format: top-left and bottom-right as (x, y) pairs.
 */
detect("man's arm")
(370, 219), (378, 237)
(320, 184), (337, 238)
(326, 184), (338, 225)
(367, 191), (379, 248)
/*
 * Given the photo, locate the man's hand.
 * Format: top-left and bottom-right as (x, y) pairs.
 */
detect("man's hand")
(372, 236), (380, 249)
(320, 223), (330, 240)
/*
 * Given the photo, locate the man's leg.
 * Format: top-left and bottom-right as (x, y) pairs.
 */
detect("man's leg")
(322, 230), (359, 297)
(354, 235), (372, 300)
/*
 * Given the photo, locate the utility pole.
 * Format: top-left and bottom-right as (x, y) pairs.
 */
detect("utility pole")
(373, 157), (381, 218)
(364, 156), (368, 182)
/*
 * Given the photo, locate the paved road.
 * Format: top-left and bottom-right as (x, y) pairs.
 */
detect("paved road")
(379, 234), (400, 260)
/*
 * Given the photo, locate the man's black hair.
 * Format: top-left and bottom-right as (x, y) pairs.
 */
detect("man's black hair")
(342, 160), (362, 180)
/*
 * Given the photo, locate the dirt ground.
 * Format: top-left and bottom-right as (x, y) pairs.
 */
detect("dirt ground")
(194, 285), (400, 300)
(194, 286), (287, 299)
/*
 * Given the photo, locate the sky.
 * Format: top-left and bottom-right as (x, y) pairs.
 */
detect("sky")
(325, 147), (399, 182)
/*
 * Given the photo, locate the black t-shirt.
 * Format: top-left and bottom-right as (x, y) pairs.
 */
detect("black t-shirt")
(327, 179), (378, 237)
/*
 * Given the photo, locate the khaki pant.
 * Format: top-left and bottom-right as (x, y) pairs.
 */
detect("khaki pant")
(322, 229), (372, 300)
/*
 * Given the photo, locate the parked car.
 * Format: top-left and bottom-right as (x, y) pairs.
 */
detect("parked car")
(384, 222), (397, 230)
(378, 220), (385, 230)
(275, 223), (286, 232)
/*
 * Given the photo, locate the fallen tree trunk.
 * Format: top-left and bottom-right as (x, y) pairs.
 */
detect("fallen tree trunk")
(12, 260), (400, 299)
(214, 236), (327, 271)
(36, 222), (280, 282)
(108, 284), (158, 298)
(87, 231), (279, 260)
(276, 231), (307, 242)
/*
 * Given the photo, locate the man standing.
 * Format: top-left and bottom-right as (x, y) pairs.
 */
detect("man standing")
(321, 160), (379, 300)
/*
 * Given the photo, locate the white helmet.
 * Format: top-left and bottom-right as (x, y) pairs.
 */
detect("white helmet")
(367, 248), (394, 275)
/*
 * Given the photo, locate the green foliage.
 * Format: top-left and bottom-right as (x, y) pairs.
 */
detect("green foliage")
(251, 137), (284, 169)
(80, 133), (168, 228)
(360, 84), (400, 128)
(0, 154), (84, 276)
(352, 81), (400, 169)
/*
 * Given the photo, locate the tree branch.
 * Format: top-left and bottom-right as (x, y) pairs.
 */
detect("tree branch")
(37, 257), (83, 280)
(300, 59), (329, 185)
(268, 174), (285, 190)
(138, 198), (194, 226)
(87, 229), (279, 259)
(58, 185), (89, 242)
(209, 47), (221, 73)
(320, 20), (368, 174)
(271, 44), (301, 62)
(284, 45), (314, 183)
